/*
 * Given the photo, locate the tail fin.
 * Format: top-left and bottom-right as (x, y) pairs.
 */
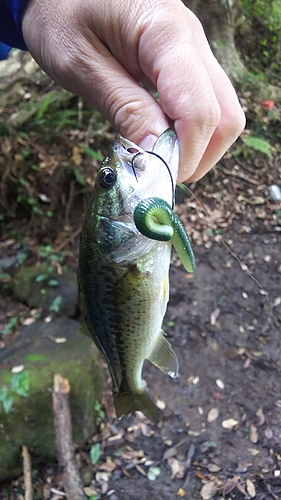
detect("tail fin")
(114, 389), (159, 421)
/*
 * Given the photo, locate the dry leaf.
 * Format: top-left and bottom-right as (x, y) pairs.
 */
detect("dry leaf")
(246, 478), (256, 498)
(155, 397), (166, 410)
(200, 481), (217, 499)
(221, 476), (239, 494)
(249, 424), (258, 444)
(221, 418), (239, 430)
(167, 457), (180, 479)
(207, 408), (219, 423)
(53, 337), (67, 343)
(21, 317), (36, 326)
(215, 379), (225, 390)
(11, 364), (24, 374)
(210, 307), (220, 325)
(163, 447), (177, 460)
(177, 488), (186, 497)
(207, 463), (221, 472)
(256, 408), (265, 426)
(264, 427), (273, 439)
(71, 146), (82, 166)
(84, 486), (99, 497)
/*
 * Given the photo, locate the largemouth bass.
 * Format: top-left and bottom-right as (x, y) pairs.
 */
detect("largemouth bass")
(78, 129), (195, 420)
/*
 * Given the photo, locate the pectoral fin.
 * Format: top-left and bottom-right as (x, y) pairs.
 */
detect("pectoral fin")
(147, 331), (179, 379)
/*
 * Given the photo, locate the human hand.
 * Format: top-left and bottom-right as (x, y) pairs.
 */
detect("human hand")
(22, 0), (245, 183)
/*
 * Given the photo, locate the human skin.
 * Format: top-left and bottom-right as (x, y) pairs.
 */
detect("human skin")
(21, 0), (245, 183)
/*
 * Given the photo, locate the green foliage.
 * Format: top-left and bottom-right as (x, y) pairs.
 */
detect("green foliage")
(239, 0), (281, 82)
(234, 136), (273, 159)
(0, 316), (18, 337)
(0, 371), (30, 413)
(80, 144), (104, 162)
(38, 245), (64, 263)
(94, 400), (105, 424)
(90, 443), (101, 465)
(147, 466), (161, 481)
(49, 295), (63, 312)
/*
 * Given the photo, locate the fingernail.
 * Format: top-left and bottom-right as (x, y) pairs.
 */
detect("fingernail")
(138, 134), (158, 151)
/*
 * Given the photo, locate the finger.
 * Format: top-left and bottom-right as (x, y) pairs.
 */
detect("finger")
(138, 4), (245, 182)
(182, 14), (245, 182)
(22, 2), (169, 144)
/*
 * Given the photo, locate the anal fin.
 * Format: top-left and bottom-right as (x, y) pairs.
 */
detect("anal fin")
(147, 331), (179, 379)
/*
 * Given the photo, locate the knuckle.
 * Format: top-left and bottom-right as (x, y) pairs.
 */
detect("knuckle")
(191, 97), (221, 131)
(220, 104), (246, 141)
(111, 98), (145, 136)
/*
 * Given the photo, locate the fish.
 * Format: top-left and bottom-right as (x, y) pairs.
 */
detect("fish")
(78, 129), (195, 420)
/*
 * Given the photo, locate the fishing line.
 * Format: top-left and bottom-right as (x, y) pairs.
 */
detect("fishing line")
(131, 151), (175, 208)
(178, 183), (279, 326)
(130, 152), (140, 183)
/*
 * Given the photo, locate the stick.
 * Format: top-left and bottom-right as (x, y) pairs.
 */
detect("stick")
(22, 445), (33, 500)
(52, 374), (87, 500)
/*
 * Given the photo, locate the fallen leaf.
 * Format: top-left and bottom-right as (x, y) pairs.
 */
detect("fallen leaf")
(212, 391), (227, 401)
(210, 307), (220, 325)
(11, 365), (24, 374)
(207, 463), (221, 472)
(163, 446), (177, 460)
(21, 317), (36, 326)
(177, 488), (186, 497)
(200, 481), (217, 500)
(264, 427), (273, 439)
(246, 478), (256, 498)
(167, 457), (180, 479)
(53, 337), (67, 343)
(221, 418), (239, 430)
(135, 464), (146, 476)
(155, 397), (166, 410)
(84, 486), (99, 497)
(256, 408), (265, 426)
(90, 443), (101, 465)
(207, 408), (219, 423)
(95, 471), (110, 482)
(215, 379), (225, 390)
(71, 146), (82, 166)
(147, 466), (161, 481)
(249, 424), (258, 444)
(220, 476), (239, 494)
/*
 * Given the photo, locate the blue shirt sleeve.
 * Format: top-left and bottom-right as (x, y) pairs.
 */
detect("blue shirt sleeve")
(0, 0), (29, 59)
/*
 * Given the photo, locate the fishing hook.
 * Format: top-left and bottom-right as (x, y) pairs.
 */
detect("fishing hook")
(131, 151), (175, 209)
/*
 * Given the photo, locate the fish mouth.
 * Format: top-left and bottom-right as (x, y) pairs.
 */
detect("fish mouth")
(113, 129), (179, 208)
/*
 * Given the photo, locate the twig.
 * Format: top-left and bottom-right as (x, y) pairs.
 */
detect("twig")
(22, 445), (33, 500)
(52, 374), (87, 500)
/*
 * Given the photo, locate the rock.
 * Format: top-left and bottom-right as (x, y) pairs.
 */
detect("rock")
(0, 318), (104, 482)
(12, 264), (78, 317)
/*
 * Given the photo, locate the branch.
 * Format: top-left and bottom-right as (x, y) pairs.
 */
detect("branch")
(52, 374), (87, 500)
(22, 445), (33, 500)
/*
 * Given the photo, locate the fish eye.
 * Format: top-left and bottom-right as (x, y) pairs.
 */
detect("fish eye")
(99, 167), (117, 190)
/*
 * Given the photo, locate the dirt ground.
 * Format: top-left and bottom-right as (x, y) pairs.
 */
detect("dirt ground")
(2, 160), (281, 500)
(82, 229), (281, 500)
(1, 53), (281, 499)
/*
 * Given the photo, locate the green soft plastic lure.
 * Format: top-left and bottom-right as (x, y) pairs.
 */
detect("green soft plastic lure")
(133, 197), (195, 273)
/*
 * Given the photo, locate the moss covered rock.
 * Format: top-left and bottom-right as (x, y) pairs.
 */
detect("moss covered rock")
(12, 264), (78, 317)
(0, 318), (104, 482)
